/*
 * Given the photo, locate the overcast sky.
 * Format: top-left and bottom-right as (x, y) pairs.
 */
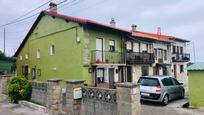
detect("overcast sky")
(0, 0), (203, 62)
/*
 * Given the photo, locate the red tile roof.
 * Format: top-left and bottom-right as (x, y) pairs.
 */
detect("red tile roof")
(132, 31), (172, 42)
(45, 11), (131, 33)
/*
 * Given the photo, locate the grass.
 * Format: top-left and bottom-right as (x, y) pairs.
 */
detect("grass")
(189, 71), (204, 108)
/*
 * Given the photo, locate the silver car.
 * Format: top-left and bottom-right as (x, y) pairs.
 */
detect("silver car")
(138, 76), (185, 105)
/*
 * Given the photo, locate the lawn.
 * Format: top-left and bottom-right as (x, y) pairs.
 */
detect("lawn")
(189, 70), (204, 108)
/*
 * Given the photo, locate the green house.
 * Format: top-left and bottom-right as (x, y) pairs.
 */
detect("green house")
(188, 62), (204, 108)
(14, 10), (130, 87)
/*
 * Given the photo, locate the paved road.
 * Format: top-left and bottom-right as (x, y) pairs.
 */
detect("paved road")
(1, 94), (204, 115)
(141, 98), (204, 115)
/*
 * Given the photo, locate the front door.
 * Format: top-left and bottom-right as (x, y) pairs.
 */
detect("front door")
(127, 66), (132, 82)
(96, 38), (103, 62)
(109, 68), (115, 89)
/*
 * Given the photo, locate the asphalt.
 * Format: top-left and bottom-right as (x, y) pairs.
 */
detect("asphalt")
(1, 94), (204, 115)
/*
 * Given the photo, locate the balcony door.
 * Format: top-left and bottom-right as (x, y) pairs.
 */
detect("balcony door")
(96, 38), (103, 62)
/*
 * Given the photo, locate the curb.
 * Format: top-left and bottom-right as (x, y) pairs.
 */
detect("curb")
(19, 100), (47, 113)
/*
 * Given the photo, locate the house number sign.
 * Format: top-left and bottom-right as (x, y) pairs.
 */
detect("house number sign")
(73, 87), (82, 99)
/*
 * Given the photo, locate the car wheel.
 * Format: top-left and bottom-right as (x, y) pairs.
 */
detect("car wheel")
(162, 95), (169, 105)
(181, 90), (185, 99)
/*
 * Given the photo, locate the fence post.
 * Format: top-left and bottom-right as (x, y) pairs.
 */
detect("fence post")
(116, 82), (141, 115)
(47, 79), (62, 114)
(0, 75), (12, 94)
(65, 80), (84, 115)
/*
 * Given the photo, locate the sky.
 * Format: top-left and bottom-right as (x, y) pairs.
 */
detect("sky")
(0, 0), (203, 62)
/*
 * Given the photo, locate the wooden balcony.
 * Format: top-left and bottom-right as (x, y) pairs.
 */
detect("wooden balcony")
(91, 50), (125, 65)
(172, 53), (190, 62)
(126, 52), (154, 64)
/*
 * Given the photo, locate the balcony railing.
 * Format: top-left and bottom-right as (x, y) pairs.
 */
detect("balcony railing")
(172, 53), (190, 62)
(126, 52), (154, 64)
(91, 50), (125, 64)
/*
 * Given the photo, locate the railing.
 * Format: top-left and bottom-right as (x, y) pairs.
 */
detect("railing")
(172, 53), (190, 62)
(126, 52), (154, 64)
(91, 50), (125, 64)
(82, 86), (117, 103)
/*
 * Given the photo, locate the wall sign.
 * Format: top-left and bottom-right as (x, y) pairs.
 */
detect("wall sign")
(73, 87), (82, 99)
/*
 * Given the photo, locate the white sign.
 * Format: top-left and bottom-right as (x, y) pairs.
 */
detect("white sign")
(73, 87), (82, 99)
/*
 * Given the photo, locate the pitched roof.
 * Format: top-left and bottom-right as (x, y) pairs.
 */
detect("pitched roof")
(132, 31), (172, 43)
(187, 62), (204, 71)
(14, 11), (131, 57)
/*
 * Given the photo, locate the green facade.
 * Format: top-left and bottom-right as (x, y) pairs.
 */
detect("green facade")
(189, 70), (204, 108)
(16, 14), (125, 84)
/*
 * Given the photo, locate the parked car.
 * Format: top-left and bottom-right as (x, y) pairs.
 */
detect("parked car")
(137, 76), (185, 105)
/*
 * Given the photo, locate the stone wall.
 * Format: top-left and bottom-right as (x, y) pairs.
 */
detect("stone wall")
(81, 87), (117, 115)
(30, 81), (47, 106)
(132, 65), (142, 83)
(0, 75), (12, 94)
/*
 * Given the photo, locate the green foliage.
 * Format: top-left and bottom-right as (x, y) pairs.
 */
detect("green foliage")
(0, 50), (5, 57)
(8, 76), (32, 103)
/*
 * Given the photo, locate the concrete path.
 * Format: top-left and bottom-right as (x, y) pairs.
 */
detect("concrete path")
(0, 94), (48, 115)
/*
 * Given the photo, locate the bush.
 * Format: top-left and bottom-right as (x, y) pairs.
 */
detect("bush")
(8, 76), (32, 103)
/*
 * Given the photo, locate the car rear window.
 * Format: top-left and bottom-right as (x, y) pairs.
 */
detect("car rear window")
(138, 77), (160, 86)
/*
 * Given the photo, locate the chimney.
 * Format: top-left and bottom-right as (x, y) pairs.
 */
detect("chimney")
(131, 24), (137, 32)
(110, 18), (116, 27)
(157, 27), (161, 39)
(49, 2), (57, 13)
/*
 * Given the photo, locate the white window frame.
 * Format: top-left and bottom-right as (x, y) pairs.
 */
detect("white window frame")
(25, 54), (28, 59)
(20, 55), (22, 60)
(36, 49), (40, 59)
(50, 45), (55, 56)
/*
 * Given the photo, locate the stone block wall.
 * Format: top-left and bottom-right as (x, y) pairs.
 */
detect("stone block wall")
(30, 81), (47, 106)
(0, 75), (12, 94)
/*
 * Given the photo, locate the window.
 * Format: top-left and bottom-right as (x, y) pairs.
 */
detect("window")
(180, 47), (183, 54)
(50, 45), (55, 55)
(158, 49), (163, 59)
(161, 78), (174, 86)
(109, 40), (115, 52)
(180, 65), (184, 73)
(164, 50), (167, 60)
(138, 78), (160, 86)
(126, 41), (132, 51)
(20, 55), (22, 60)
(25, 54), (28, 59)
(36, 49), (40, 59)
(154, 49), (157, 59)
(171, 78), (180, 85)
(173, 46), (176, 54)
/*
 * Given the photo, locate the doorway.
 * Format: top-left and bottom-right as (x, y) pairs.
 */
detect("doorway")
(96, 38), (103, 62)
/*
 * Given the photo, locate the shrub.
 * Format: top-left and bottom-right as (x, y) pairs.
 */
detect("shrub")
(8, 76), (32, 103)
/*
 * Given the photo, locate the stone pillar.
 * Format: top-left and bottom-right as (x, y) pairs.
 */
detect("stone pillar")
(65, 80), (84, 115)
(47, 79), (62, 114)
(0, 75), (12, 94)
(116, 82), (141, 115)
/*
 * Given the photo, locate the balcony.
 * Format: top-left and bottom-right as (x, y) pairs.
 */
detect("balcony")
(126, 52), (154, 64)
(172, 53), (190, 62)
(91, 50), (125, 65)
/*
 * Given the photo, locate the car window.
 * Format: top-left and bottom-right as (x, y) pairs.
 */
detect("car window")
(138, 77), (160, 86)
(171, 78), (180, 85)
(161, 78), (174, 86)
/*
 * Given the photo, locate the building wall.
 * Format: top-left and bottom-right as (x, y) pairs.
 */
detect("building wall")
(17, 15), (86, 83)
(188, 70), (204, 108)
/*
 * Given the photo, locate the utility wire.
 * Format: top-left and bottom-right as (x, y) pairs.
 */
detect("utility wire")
(0, 0), (53, 28)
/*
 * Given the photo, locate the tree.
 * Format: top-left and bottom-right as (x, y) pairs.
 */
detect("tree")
(0, 50), (5, 57)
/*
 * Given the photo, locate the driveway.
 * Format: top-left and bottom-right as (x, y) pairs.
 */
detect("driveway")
(141, 97), (204, 115)
(0, 95), (48, 115)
